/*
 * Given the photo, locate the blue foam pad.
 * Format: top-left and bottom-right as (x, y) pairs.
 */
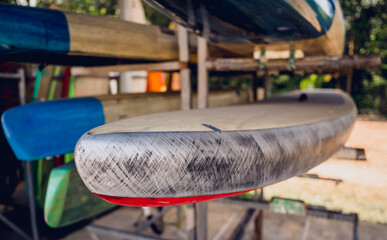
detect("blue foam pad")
(1, 98), (104, 161)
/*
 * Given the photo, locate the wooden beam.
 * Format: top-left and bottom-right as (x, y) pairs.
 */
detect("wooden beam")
(0, 72), (22, 79)
(195, 202), (208, 240)
(178, 25), (192, 110)
(17, 69), (26, 105)
(252, 73), (258, 102)
(197, 37), (209, 109)
(186, 204), (196, 240)
(263, 72), (272, 99)
(206, 55), (381, 74)
(346, 70), (353, 94)
(98, 89), (251, 123)
(71, 61), (181, 76)
(195, 36), (209, 239)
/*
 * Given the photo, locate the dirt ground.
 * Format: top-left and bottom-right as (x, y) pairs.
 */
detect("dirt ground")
(262, 119), (387, 224)
(64, 200), (387, 240)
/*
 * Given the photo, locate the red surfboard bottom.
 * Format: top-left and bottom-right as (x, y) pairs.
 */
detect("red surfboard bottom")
(94, 189), (259, 207)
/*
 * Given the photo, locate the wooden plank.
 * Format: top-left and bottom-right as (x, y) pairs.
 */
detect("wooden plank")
(346, 70), (353, 94)
(98, 89), (251, 123)
(197, 37), (208, 109)
(195, 202), (208, 240)
(206, 55), (381, 74)
(66, 9), (233, 62)
(72, 61), (181, 76)
(196, 36), (209, 239)
(0, 73), (21, 79)
(263, 72), (272, 99)
(73, 76), (109, 97)
(178, 25), (192, 110)
(252, 73), (258, 102)
(16, 69), (26, 105)
(186, 204), (196, 240)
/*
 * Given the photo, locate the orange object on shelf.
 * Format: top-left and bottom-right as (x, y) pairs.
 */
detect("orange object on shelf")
(147, 71), (167, 92)
(170, 72), (181, 91)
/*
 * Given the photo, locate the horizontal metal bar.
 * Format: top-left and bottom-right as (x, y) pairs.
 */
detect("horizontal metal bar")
(0, 72), (22, 79)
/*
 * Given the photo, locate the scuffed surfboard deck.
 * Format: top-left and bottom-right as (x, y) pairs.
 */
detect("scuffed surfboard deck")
(44, 161), (114, 228)
(74, 89), (356, 207)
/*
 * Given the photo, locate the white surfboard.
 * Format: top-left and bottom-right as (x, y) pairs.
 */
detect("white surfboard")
(74, 89), (356, 207)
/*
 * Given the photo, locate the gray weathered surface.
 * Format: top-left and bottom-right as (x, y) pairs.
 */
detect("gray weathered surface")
(75, 90), (356, 199)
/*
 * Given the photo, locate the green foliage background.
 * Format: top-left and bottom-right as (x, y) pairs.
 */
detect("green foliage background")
(35, 0), (170, 26)
(273, 0), (386, 115)
(28, 0), (387, 115)
(341, 0), (386, 115)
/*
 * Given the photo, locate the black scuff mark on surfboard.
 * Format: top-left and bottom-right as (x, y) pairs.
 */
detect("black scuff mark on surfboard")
(202, 124), (222, 133)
